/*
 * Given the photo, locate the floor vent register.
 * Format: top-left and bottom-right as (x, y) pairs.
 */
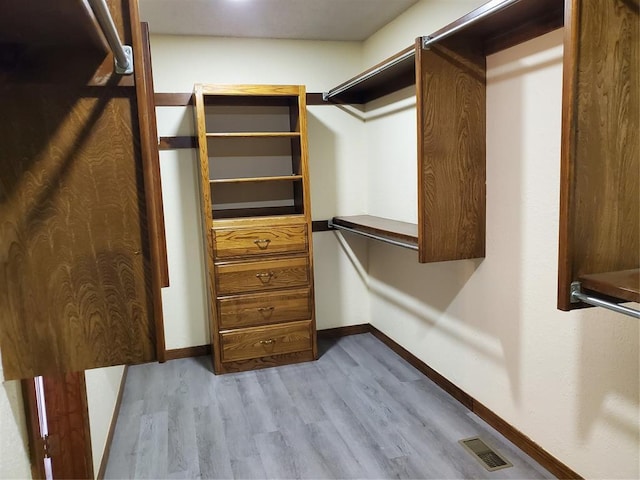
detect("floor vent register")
(459, 437), (513, 472)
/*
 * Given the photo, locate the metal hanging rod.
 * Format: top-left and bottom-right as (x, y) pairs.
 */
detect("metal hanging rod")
(570, 282), (640, 319)
(87, 0), (133, 74)
(323, 47), (415, 101)
(328, 220), (419, 251)
(422, 0), (523, 49)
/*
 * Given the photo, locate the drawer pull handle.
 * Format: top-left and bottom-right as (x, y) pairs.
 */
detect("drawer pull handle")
(259, 339), (275, 345)
(258, 306), (275, 316)
(255, 272), (275, 284)
(253, 239), (271, 249)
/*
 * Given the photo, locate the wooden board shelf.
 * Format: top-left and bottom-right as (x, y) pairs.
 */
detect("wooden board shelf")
(206, 132), (301, 138)
(210, 175), (303, 184)
(579, 269), (640, 304)
(331, 215), (418, 250)
(323, 0), (563, 105)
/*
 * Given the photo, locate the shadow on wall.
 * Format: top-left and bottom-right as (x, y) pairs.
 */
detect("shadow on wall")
(306, 112), (337, 218)
(578, 310), (640, 441)
(328, 43), (538, 404)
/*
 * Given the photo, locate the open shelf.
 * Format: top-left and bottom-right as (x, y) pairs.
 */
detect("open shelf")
(323, 0), (563, 104)
(206, 132), (301, 138)
(579, 269), (640, 304)
(210, 175), (303, 184)
(330, 215), (418, 251)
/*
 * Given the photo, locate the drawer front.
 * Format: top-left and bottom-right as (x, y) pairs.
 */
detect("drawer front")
(220, 320), (312, 363)
(218, 288), (311, 329)
(213, 224), (307, 259)
(216, 256), (309, 295)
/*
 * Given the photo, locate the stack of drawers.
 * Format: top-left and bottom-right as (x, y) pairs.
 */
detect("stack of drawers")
(210, 216), (317, 373)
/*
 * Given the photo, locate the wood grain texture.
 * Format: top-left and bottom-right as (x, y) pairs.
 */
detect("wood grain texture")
(97, 366), (129, 480)
(332, 215), (418, 245)
(213, 222), (308, 259)
(132, 13), (167, 363)
(579, 268), (640, 303)
(558, 0), (639, 309)
(0, 0), (160, 380)
(218, 288), (312, 329)
(418, 37), (486, 263)
(425, 0), (564, 55)
(164, 345), (212, 360)
(220, 320), (312, 362)
(215, 256), (310, 296)
(154, 92), (194, 106)
(0, 87), (157, 379)
(158, 136), (198, 150)
(44, 373), (94, 480)
(136, 21), (169, 290)
(21, 379), (47, 479)
(193, 84), (221, 372)
(194, 85), (317, 374)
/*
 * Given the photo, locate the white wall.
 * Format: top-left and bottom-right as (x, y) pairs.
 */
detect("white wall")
(85, 366), (125, 475)
(150, 36), (371, 348)
(0, 356), (31, 479)
(359, 2), (640, 477)
(151, 3), (639, 477)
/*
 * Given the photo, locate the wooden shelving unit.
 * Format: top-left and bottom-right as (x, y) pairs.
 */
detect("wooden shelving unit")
(325, 0), (638, 314)
(325, 0), (566, 263)
(194, 84), (317, 374)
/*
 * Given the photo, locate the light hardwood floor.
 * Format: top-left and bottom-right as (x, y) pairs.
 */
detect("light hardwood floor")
(104, 333), (554, 479)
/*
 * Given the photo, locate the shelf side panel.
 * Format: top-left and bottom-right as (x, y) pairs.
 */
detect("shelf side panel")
(418, 39), (486, 263)
(558, 0), (639, 309)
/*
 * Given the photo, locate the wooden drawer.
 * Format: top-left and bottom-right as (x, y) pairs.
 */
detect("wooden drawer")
(218, 288), (311, 329)
(215, 256), (309, 295)
(213, 223), (307, 259)
(220, 320), (312, 363)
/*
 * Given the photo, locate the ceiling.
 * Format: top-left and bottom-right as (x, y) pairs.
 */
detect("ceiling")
(138, 0), (420, 41)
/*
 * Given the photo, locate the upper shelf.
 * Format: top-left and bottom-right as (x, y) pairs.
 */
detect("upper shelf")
(330, 215), (418, 251)
(579, 269), (640, 304)
(323, 0), (564, 104)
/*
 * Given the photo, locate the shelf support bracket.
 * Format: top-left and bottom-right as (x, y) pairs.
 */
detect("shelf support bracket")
(570, 282), (640, 319)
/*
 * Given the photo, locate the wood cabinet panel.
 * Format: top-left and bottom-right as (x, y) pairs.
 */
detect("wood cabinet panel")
(215, 256), (309, 295)
(213, 223), (307, 259)
(0, 88), (157, 380)
(0, 0), (164, 379)
(218, 288), (311, 329)
(418, 38), (486, 262)
(558, 0), (639, 309)
(220, 320), (312, 363)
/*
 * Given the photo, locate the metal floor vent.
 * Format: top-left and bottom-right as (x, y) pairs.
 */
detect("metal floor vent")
(459, 437), (513, 472)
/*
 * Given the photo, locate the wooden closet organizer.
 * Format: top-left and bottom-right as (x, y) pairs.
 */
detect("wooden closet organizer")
(324, 0), (638, 315)
(194, 84), (317, 374)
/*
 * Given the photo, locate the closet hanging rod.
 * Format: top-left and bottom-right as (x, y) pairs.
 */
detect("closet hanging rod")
(570, 282), (640, 319)
(329, 220), (419, 251)
(87, 0), (133, 74)
(322, 47), (415, 101)
(422, 0), (523, 49)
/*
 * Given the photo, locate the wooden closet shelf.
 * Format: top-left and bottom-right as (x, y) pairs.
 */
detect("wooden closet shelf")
(206, 132), (301, 138)
(425, 0), (564, 55)
(324, 0), (563, 104)
(579, 269), (640, 304)
(331, 215), (418, 250)
(210, 175), (303, 184)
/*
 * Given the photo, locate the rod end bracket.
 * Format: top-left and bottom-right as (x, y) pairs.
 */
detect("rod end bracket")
(569, 281), (582, 303)
(115, 45), (134, 75)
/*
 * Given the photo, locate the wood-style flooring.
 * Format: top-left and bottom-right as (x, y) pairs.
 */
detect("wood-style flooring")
(104, 333), (554, 479)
